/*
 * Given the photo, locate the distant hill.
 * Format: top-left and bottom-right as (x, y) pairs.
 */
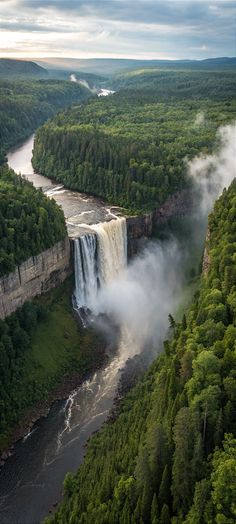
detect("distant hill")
(45, 68), (107, 87)
(110, 67), (236, 93)
(36, 56), (236, 76)
(0, 59), (48, 78)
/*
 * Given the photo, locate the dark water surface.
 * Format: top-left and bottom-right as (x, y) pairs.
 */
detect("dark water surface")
(0, 356), (124, 523)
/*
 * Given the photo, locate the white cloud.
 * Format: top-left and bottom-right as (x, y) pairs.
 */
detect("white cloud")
(0, 0), (235, 59)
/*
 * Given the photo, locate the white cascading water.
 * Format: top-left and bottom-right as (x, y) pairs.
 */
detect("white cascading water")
(74, 233), (98, 309)
(92, 217), (127, 286)
(74, 217), (127, 310)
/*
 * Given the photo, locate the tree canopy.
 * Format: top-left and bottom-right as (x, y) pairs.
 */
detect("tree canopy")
(32, 71), (236, 212)
(0, 166), (66, 276)
(0, 78), (92, 163)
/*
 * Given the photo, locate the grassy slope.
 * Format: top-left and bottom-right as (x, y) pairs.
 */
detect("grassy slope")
(29, 279), (92, 381)
(1, 277), (105, 452)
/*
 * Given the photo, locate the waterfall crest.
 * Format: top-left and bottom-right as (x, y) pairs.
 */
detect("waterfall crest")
(74, 218), (127, 310)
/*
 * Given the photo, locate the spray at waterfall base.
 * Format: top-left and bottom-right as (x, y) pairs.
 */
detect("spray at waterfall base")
(72, 216), (184, 368)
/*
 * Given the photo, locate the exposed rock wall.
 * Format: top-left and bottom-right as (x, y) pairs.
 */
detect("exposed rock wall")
(126, 213), (153, 256)
(202, 228), (211, 275)
(0, 238), (72, 319)
(126, 189), (193, 255)
(153, 189), (193, 225)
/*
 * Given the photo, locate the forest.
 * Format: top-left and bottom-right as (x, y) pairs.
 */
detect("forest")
(32, 70), (236, 211)
(110, 69), (236, 97)
(0, 78), (92, 163)
(0, 165), (66, 276)
(46, 178), (236, 524)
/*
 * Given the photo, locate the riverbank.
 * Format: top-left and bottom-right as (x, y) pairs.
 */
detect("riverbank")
(0, 277), (108, 462)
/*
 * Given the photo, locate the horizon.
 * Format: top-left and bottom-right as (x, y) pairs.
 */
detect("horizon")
(1, 55), (235, 64)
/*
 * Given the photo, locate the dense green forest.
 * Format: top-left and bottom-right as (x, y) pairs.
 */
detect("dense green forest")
(46, 179), (236, 524)
(33, 70), (236, 211)
(110, 69), (236, 96)
(0, 165), (66, 276)
(0, 79), (92, 163)
(0, 278), (105, 452)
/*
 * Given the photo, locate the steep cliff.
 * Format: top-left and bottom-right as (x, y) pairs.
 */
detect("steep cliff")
(126, 189), (193, 256)
(126, 213), (153, 256)
(153, 188), (193, 224)
(0, 238), (72, 319)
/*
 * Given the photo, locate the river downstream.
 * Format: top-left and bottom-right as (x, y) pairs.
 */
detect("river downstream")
(0, 136), (128, 524)
(0, 354), (125, 524)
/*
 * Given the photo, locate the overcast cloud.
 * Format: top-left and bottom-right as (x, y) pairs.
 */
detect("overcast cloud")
(0, 0), (235, 59)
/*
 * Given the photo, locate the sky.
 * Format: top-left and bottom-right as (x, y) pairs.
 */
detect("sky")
(0, 0), (235, 60)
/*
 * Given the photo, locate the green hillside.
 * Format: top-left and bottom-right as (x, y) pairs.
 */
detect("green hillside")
(110, 69), (236, 95)
(0, 277), (105, 453)
(0, 79), (92, 163)
(0, 58), (48, 78)
(0, 165), (66, 277)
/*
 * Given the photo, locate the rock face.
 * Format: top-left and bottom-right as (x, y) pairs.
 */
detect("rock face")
(126, 213), (153, 257)
(202, 228), (210, 275)
(0, 238), (72, 319)
(126, 189), (193, 256)
(153, 189), (193, 224)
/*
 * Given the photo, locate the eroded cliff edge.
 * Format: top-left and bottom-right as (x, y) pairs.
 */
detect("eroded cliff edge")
(0, 237), (72, 319)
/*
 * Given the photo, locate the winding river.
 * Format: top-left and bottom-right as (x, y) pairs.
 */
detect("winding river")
(0, 136), (127, 524)
(7, 135), (120, 238)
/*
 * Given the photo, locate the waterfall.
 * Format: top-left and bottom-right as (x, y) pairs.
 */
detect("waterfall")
(74, 234), (98, 309)
(92, 218), (127, 286)
(74, 217), (127, 310)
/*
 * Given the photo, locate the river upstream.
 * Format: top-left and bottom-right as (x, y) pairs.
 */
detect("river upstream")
(7, 135), (120, 238)
(0, 136), (128, 524)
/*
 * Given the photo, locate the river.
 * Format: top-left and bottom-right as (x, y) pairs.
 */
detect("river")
(0, 136), (127, 524)
(7, 135), (120, 238)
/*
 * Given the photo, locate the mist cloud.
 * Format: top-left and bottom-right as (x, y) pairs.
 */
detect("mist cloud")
(188, 122), (236, 215)
(93, 240), (183, 358)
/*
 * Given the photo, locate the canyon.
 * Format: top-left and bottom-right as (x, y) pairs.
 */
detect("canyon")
(0, 133), (195, 524)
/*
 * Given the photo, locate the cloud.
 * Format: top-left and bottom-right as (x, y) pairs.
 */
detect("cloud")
(188, 123), (236, 215)
(0, 0), (235, 59)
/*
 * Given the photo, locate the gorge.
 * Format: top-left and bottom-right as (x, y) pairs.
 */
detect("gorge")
(1, 118), (235, 524)
(0, 133), (163, 524)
